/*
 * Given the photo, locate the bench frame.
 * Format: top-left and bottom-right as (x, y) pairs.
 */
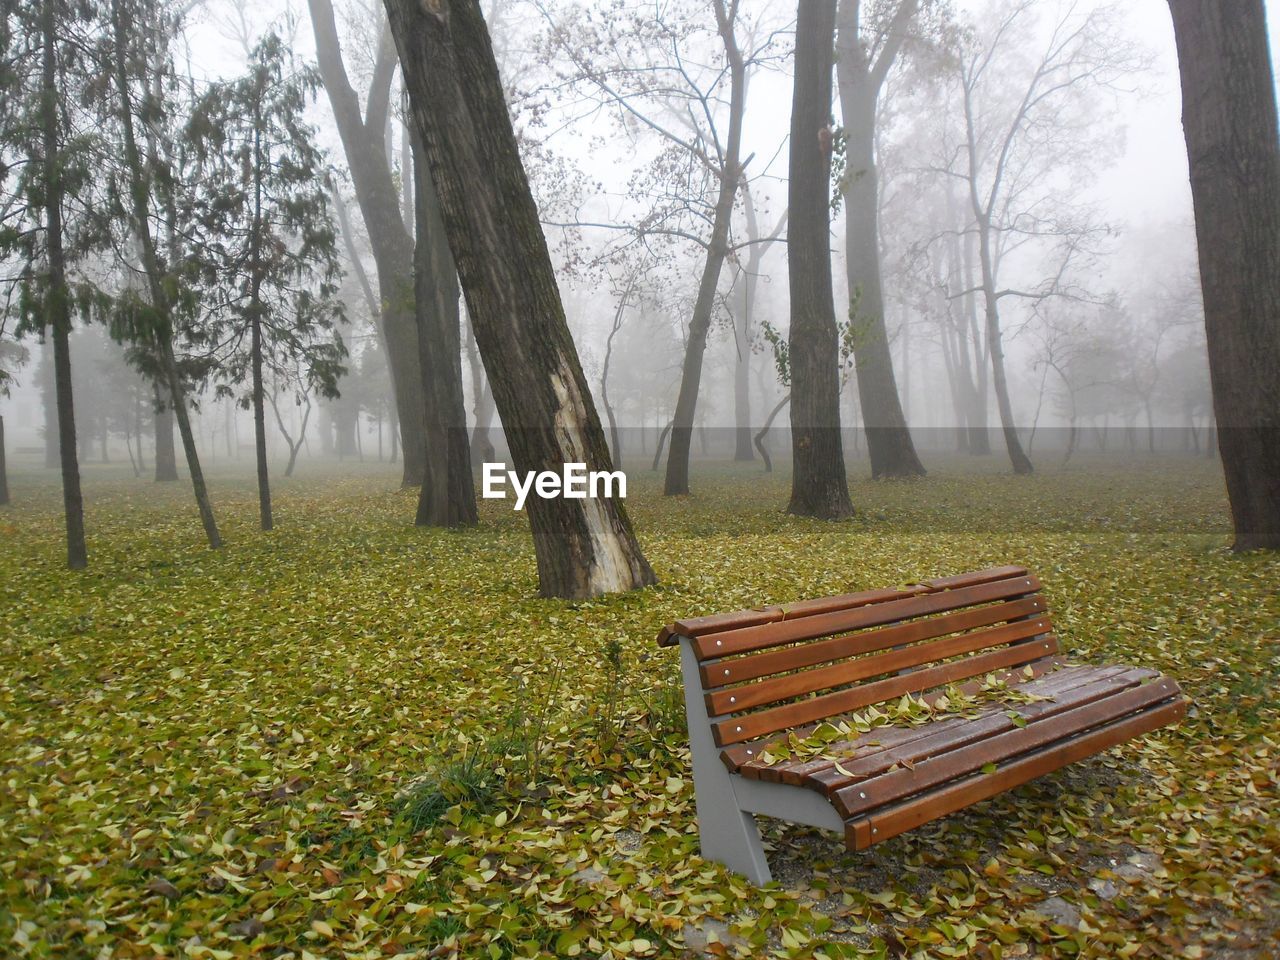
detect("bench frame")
(678, 636), (842, 884)
(662, 568), (1186, 885)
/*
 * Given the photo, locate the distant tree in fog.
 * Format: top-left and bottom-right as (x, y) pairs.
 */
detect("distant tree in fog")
(535, 0), (785, 497)
(936, 0), (1144, 475)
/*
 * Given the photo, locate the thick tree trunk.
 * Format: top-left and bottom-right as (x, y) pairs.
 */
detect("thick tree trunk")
(412, 135), (476, 528)
(835, 2), (925, 480)
(42, 0), (86, 568)
(1168, 0), (1280, 551)
(788, 0), (854, 519)
(385, 0), (655, 598)
(153, 383), (178, 480)
(0, 415), (8, 506)
(663, 4), (746, 496)
(308, 0), (426, 486)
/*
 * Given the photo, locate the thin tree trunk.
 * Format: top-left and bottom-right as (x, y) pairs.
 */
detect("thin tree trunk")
(412, 134), (476, 527)
(41, 0), (86, 568)
(109, 0), (220, 547)
(788, 0), (853, 518)
(755, 394), (790, 474)
(1167, 0), (1280, 550)
(663, 1), (746, 496)
(249, 118), (272, 531)
(250, 314), (271, 529)
(0, 415), (9, 506)
(386, 0), (654, 597)
(835, 0), (925, 479)
(651, 420), (672, 472)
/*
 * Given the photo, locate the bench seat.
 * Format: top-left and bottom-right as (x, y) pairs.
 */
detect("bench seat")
(657, 565), (1187, 883)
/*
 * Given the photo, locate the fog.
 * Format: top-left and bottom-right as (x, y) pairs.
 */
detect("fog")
(3, 0), (1278, 473)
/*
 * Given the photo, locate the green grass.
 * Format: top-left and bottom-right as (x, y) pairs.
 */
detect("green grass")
(0, 454), (1275, 958)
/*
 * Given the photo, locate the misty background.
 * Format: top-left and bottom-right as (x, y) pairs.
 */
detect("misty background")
(3, 0), (1277, 475)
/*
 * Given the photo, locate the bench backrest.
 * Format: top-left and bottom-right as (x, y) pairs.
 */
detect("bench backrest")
(657, 566), (1057, 750)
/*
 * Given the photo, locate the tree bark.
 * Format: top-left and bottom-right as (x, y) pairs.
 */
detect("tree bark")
(249, 120), (272, 531)
(788, 0), (854, 519)
(41, 0), (86, 568)
(0, 415), (8, 506)
(663, 1), (746, 496)
(307, 0), (426, 486)
(835, 0), (926, 479)
(384, 0), (655, 598)
(1167, 0), (1280, 551)
(250, 313), (272, 529)
(412, 134), (476, 528)
(153, 383), (178, 480)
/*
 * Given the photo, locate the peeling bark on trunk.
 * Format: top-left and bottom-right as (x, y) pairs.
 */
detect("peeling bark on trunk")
(1168, 0), (1280, 550)
(835, 0), (925, 479)
(412, 134), (476, 528)
(788, 0), (853, 519)
(384, 0), (655, 598)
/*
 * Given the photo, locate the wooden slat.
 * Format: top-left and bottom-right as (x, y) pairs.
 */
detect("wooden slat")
(705, 616), (1053, 716)
(694, 574), (1042, 660)
(757, 665), (1139, 788)
(719, 657), (1065, 772)
(844, 696), (1188, 850)
(832, 677), (1180, 817)
(656, 565), (1030, 646)
(712, 640), (1059, 746)
(700, 596), (1047, 689)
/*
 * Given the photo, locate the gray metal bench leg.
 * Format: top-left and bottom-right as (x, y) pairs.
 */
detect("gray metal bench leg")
(679, 637), (772, 885)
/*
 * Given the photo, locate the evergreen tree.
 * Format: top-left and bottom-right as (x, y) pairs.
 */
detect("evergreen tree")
(186, 32), (347, 530)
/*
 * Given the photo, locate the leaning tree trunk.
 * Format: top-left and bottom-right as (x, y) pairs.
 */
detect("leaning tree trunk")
(663, 4), (746, 496)
(308, 0), (426, 486)
(109, 0), (221, 548)
(836, 2), (925, 480)
(41, 0), (86, 568)
(1167, 0), (1280, 551)
(153, 383), (178, 480)
(413, 134), (476, 528)
(384, 0), (655, 598)
(788, 0), (854, 519)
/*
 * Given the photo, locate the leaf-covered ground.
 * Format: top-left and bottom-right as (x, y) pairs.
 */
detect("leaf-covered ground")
(1, 456), (1276, 959)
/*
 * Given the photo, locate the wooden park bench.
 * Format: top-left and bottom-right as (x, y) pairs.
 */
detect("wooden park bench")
(656, 565), (1187, 884)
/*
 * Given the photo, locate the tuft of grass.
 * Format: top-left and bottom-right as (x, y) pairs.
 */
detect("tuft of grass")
(399, 746), (500, 831)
